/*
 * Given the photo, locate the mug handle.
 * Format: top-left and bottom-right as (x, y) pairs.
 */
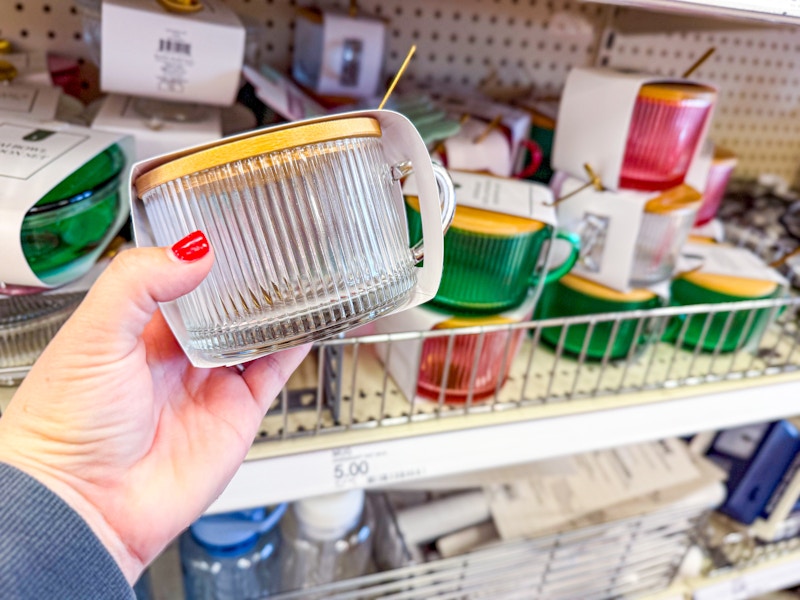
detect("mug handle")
(531, 230), (581, 285)
(513, 139), (544, 180)
(394, 161), (456, 263)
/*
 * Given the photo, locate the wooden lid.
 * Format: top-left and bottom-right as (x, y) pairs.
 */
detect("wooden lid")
(677, 271), (779, 298)
(638, 82), (716, 103)
(560, 273), (658, 302)
(406, 196), (545, 236)
(644, 184), (703, 214)
(135, 117), (382, 196)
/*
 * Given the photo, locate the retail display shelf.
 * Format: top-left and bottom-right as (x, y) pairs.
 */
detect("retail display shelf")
(212, 370), (800, 512)
(4, 296), (800, 513)
(688, 549), (800, 599)
(583, 0), (800, 25)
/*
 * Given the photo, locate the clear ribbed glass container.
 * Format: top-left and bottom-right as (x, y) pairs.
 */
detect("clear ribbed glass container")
(137, 117), (445, 363)
(0, 291), (85, 384)
(630, 185), (702, 285)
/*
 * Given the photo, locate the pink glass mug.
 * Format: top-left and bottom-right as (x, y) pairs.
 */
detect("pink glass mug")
(620, 82), (716, 191)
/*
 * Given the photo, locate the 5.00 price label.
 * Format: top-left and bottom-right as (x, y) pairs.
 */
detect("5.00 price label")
(330, 446), (426, 490)
(334, 459), (369, 480)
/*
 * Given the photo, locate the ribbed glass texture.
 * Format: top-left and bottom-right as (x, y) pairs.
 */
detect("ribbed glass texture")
(417, 327), (525, 403)
(620, 98), (712, 191)
(630, 207), (698, 285)
(537, 282), (661, 360)
(0, 292), (84, 370)
(695, 160), (736, 226)
(406, 206), (548, 314)
(142, 136), (417, 361)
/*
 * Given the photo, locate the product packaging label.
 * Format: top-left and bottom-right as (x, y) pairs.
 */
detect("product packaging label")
(0, 119), (133, 288)
(553, 67), (716, 192)
(101, 0), (245, 106)
(0, 83), (62, 122)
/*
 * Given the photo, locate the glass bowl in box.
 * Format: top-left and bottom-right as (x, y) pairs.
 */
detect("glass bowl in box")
(416, 300), (533, 404)
(631, 184), (702, 285)
(695, 147), (737, 226)
(20, 144), (126, 287)
(667, 269), (781, 354)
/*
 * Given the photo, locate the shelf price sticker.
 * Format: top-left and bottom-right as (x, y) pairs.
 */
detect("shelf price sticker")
(694, 578), (756, 600)
(330, 446), (427, 490)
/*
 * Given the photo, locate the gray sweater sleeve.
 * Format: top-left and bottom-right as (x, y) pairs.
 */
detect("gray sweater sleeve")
(0, 462), (134, 599)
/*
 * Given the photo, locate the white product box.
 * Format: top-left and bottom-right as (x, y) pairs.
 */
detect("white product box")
(0, 119), (133, 288)
(91, 94), (222, 162)
(100, 0), (245, 106)
(0, 83), (62, 122)
(437, 96), (533, 177)
(292, 8), (387, 100)
(552, 67), (715, 192)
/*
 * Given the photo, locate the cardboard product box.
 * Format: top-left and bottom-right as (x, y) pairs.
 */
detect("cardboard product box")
(0, 119), (133, 288)
(292, 7), (387, 100)
(91, 94), (222, 162)
(100, 0), (245, 106)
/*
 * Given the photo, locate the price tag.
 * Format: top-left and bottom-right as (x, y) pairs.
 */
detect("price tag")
(330, 446), (427, 490)
(694, 575), (765, 600)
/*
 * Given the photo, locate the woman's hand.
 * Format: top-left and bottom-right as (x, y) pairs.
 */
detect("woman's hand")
(0, 232), (310, 584)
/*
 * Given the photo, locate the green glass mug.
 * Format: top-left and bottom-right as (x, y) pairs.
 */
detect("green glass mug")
(537, 273), (663, 360)
(666, 270), (781, 353)
(406, 196), (580, 314)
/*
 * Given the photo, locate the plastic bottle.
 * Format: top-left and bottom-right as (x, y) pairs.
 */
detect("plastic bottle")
(279, 490), (374, 593)
(180, 504), (287, 600)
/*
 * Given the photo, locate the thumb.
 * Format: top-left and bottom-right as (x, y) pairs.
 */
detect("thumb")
(69, 231), (213, 356)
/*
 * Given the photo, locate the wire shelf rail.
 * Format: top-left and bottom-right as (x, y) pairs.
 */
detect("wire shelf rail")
(256, 295), (800, 442)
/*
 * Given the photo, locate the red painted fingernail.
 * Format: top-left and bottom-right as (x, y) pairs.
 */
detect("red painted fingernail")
(171, 230), (209, 262)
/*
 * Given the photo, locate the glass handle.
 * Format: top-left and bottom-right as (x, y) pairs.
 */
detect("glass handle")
(394, 161), (456, 264)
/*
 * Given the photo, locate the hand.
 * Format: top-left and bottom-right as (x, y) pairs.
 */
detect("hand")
(0, 231), (310, 584)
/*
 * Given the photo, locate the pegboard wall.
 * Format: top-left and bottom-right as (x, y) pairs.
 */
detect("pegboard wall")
(599, 14), (800, 185)
(2, 0), (800, 183)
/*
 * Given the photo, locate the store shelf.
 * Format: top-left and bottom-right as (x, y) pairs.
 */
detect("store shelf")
(213, 370), (800, 512)
(4, 297), (797, 513)
(198, 296), (800, 512)
(585, 0), (800, 25)
(688, 549), (800, 599)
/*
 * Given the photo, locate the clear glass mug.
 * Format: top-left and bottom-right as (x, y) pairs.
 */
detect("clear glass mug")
(135, 114), (456, 366)
(631, 184), (702, 285)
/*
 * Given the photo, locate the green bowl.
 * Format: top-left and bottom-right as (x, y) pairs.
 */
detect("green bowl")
(665, 271), (781, 353)
(406, 196), (579, 315)
(20, 144), (125, 285)
(537, 274), (662, 360)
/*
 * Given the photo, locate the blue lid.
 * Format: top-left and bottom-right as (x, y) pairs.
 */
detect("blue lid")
(190, 504), (287, 554)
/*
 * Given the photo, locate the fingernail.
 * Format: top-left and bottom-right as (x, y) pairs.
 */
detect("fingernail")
(171, 230), (209, 262)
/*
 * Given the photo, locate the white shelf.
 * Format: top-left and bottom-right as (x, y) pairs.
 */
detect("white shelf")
(584, 0), (800, 25)
(209, 372), (800, 512)
(689, 550), (800, 599)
